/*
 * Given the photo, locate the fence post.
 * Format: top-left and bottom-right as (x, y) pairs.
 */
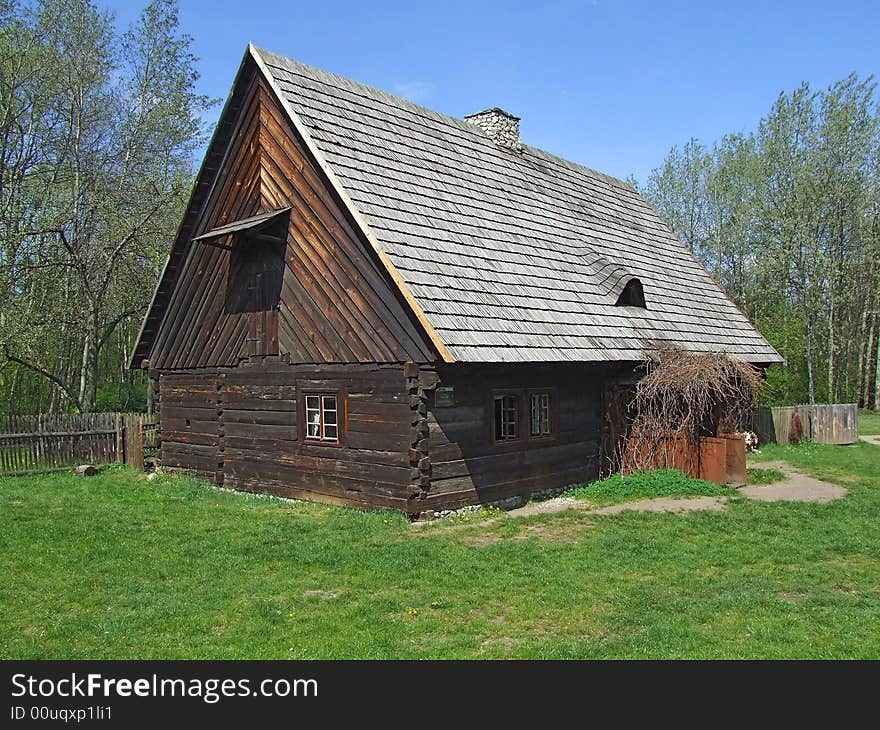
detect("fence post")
(115, 413), (124, 464)
(123, 414), (145, 470)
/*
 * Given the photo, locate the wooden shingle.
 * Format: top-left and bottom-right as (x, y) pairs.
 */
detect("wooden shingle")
(254, 47), (781, 364)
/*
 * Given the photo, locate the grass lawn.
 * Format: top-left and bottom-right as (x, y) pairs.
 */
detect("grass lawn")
(562, 469), (735, 504)
(860, 409), (880, 435)
(2, 441), (879, 659)
(745, 466), (786, 485)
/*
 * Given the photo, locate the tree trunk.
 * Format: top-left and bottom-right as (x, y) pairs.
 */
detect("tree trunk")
(77, 307), (101, 413)
(875, 327), (880, 411)
(77, 331), (89, 409)
(85, 311), (100, 413)
(87, 336), (99, 412)
(827, 294), (835, 402)
(859, 307), (872, 406)
(9, 367), (20, 415)
(805, 316), (816, 404)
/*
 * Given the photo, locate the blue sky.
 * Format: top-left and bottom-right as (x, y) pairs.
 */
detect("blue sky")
(115, 0), (878, 183)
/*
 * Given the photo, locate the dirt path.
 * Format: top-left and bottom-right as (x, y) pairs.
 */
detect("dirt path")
(415, 459), (848, 528)
(584, 496), (728, 515)
(506, 497), (583, 517)
(506, 494), (728, 518)
(505, 458), (847, 518)
(740, 460), (848, 503)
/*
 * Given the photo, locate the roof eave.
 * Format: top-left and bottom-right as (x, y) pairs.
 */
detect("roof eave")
(129, 44), (260, 370)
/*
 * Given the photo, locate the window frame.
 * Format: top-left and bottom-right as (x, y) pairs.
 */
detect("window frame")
(490, 387), (557, 447)
(493, 391), (521, 442)
(528, 390), (554, 438)
(299, 386), (347, 447)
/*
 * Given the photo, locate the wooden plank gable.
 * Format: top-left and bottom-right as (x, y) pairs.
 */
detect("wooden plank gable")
(257, 81), (435, 364)
(144, 55), (437, 369)
(150, 70), (264, 369)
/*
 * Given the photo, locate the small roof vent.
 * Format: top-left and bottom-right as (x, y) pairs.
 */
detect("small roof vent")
(616, 278), (646, 308)
(577, 249), (647, 308)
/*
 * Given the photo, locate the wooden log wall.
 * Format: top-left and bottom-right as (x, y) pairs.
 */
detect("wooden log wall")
(154, 362), (625, 515)
(158, 362), (417, 512)
(158, 371), (224, 481)
(416, 364), (603, 512)
(406, 362), (431, 498)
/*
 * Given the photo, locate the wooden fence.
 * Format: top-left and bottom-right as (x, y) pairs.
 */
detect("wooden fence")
(0, 412), (157, 477)
(753, 403), (858, 445)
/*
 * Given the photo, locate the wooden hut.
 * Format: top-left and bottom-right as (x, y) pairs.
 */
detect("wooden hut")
(132, 45), (781, 516)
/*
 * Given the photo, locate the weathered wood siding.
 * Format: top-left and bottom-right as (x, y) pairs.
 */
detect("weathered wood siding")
(257, 81), (433, 364)
(418, 364), (602, 511)
(754, 403), (859, 445)
(159, 371), (223, 482)
(146, 57), (433, 370)
(158, 362), (613, 514)
(158, 363), (416, 512)
(148, 69), (265, 370)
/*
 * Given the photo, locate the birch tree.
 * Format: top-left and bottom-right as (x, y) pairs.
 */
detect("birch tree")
(641, 74), (880, 406)
(0, 0), (213, 412)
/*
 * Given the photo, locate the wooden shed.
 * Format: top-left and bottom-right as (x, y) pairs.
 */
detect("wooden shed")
(132, 45), (781, 516)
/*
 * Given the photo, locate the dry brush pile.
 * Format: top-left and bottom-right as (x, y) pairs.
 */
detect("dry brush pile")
(621, 346), (763, 473)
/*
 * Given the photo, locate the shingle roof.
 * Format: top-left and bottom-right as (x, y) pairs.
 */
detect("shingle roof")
(254, 47), (782, 364)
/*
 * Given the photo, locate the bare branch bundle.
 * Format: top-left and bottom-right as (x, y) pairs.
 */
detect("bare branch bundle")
(623, 345), (763, 473)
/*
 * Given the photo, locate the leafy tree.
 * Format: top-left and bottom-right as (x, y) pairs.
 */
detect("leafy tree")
(0, 0), (215, 413)
(641, 74), (880, 406)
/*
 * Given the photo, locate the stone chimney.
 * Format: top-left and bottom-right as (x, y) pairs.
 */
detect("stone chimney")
(464, 108), (522, 152)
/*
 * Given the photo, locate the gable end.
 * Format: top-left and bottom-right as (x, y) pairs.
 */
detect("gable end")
(134, 51), (442, 369)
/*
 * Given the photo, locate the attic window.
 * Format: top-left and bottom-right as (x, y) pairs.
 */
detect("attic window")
(225, 234), (284, 314)
(616, 278), (646, 308)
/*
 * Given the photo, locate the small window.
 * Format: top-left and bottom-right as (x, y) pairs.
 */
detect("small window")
(616, 278), (646, 308)
(530, 393), (551, 436)
(305, 394), (339, 442)
(494, 394), (519, 441)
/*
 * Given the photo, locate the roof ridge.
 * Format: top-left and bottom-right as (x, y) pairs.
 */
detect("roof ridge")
(253, 46), (635, 193)
(253, 46), (467, 129)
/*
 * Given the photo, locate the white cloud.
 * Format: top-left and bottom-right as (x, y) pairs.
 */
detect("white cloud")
(392, 80), (435, 103)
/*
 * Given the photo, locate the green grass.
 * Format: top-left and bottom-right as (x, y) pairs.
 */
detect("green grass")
(563, 469), (734, 505)
(2, 444), (879, 659)
(746, 467), (786, 485)
(860, 409), (880, 435)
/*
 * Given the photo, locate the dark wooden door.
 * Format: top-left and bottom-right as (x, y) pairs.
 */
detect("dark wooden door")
(600, 382), (636, 476)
